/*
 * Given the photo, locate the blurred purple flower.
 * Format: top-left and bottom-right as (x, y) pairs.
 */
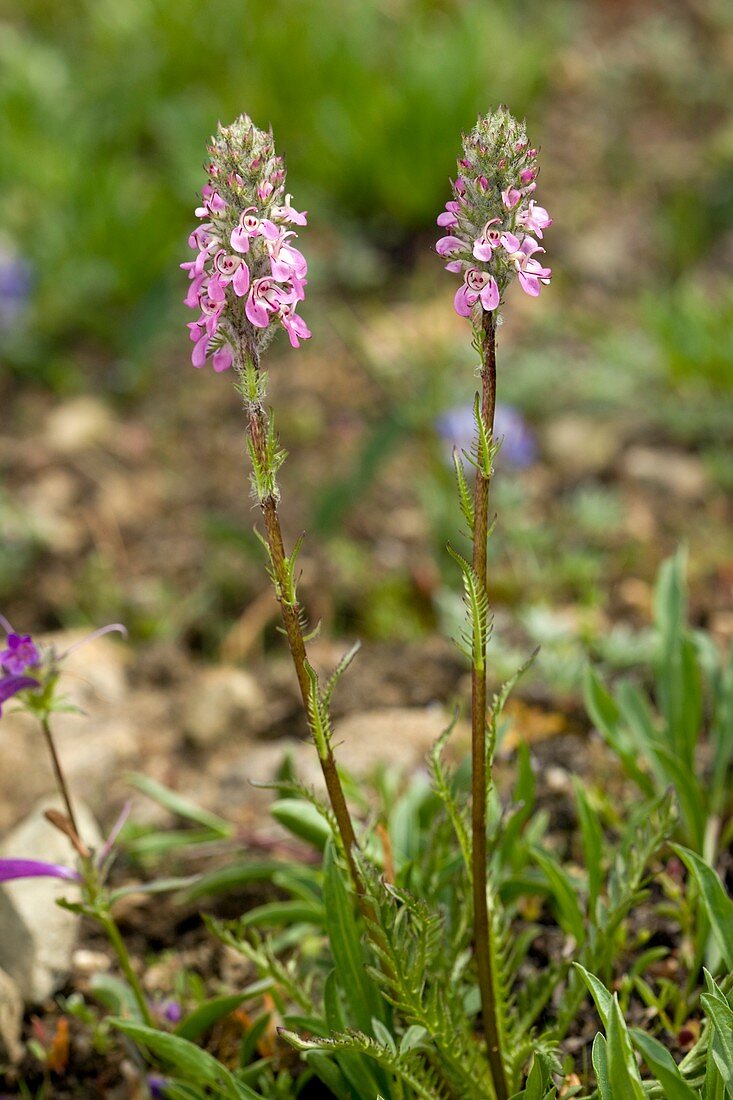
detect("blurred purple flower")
(0, 858), (81, 883)
(0, 248), (32, 333)
(435, 402), (537, 469)
(148, 1074), (170, 1098)
(1, 633), (40, 675)
(0, 674), (39, 717)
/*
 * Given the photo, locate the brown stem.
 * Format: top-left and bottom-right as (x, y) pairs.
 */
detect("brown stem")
(40, 716), (81, 843)
(240, 345), (362, 896)
(470, 312), (508, 1100)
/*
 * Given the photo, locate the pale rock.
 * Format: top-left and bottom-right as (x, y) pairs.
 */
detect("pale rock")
(291, 706), (467, 789)
(183, 666), (268, 747)
(621, 446), (707, 500)
(45, 397), (114, 455)
(0, 798), (103, 1002)
(543, 416), (619, 475)
(0, 966), (23, 1063)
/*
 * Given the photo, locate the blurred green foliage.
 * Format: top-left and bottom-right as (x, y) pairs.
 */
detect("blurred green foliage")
(0, 0), (571, 382)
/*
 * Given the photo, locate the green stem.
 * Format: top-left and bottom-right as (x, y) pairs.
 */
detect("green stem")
(470, 312), (508, 1100)
(237, 342), (363, 897)
(98, 908), (154, 1027)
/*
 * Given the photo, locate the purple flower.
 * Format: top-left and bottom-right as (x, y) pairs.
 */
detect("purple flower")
(435, 107), (552, 318)
(0, 674), (39, 717)
(148, 1074), (170, 1098)
(1, 633), (40, 674)
(183, 115), (311, 373)
(0, 617), (126, 721)
(0, 858), (81, 883)
(0, 247), (32, 333)
(436, 403), (537, 469)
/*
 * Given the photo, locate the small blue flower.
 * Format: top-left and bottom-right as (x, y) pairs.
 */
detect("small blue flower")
(435, 402), (537, 469)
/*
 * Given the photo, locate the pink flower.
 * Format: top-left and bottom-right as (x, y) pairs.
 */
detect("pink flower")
(516, 200), (552, 239)
(500, 234), (551, 297)
(453, 268), (500, 316)
(280, 304), (311, 348)
(501, 187), (522, 210)
(268, 231), (308, 281)
(472, 218), (502, 262)
(437, 201), (461, 228)
(230, 209), (279, 254)
(436, 235), (465, 257)
(519, 168), (536, 185)
(271, 194), (307, 226)
(246, 277), (292, 328)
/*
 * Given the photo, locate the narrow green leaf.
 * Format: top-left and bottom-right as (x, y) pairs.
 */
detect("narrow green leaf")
(630, 1029), (699, 1099)
(672, 845), (733, 968)
(271, 798), (332, 850)
(701, 994), (733, 1097)
(573, 780), (604, 919)
(126, 774), (233, 837)
(110, 1020), (259, 1099)
(322, 842), (384, 1033)
(532, 847), (586, 945)
(593, 1034), (611, 1100)
(573, 964), (612, 1029)
(175, 993), (249, 1042)
(606, 996), (645, 1099)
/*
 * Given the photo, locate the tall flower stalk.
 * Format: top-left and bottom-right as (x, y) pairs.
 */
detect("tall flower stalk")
(185, 116), (362, 894)
(436, 108), (552, 1100)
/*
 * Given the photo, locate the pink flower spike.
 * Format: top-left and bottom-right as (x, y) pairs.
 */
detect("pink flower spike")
(436, 235), (465, 257)
(501, 187), (522, 210)
(212, 344), (233, 372)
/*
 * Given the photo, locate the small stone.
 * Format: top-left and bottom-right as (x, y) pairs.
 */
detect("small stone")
(45, 397), (114, 455)
(182, 666), (268, 747)
(290, 706), (467, 789)
(543, 416), (619, 476)
(0, 798), (103, 1002)
(622, 446), (707, 499)
(72, 949), (111, 976)
(0, 966), (23, 1063)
